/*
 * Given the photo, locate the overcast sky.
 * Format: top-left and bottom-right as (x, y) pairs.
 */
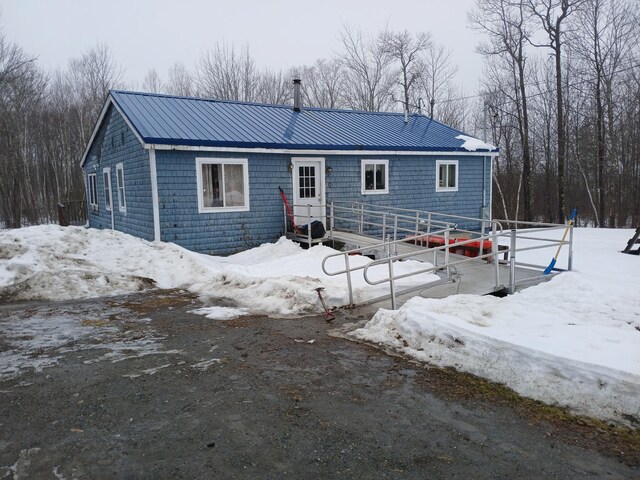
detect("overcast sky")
(2, 0), (484, 94)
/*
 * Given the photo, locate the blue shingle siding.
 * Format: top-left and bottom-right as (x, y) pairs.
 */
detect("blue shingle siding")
(83, 108), (154, 240)
(325, 154), (488, 233)
(156, 150), (292, 254)
(152, 151), (489, 254)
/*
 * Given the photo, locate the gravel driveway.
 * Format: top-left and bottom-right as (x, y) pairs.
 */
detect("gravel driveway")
(0, 290), (637, 479)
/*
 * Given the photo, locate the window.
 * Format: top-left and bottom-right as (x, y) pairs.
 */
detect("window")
(103, 168), (112, 211)
(196, 158), (250, 213)
(361, 159), (389, 194)
(298, 165), (316, 199)
(116, 163), (127, 213)
(88, 173), (98, 211)
(436, 160), (458, 192)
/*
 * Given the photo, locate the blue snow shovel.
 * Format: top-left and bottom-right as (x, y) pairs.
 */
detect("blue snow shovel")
(544, 208), (577, 275)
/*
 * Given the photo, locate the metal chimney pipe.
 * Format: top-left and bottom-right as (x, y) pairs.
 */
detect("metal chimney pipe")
(293, 78), (301, 112)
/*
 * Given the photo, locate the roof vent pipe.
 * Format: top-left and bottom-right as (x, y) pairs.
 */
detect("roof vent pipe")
(293, 78), (301, 112)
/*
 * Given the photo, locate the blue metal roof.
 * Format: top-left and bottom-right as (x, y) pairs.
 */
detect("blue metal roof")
(109, 90), (494, 152)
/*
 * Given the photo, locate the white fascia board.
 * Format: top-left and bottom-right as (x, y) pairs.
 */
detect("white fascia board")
(79, 95), (148, 168)
(146, 143), (499, 158)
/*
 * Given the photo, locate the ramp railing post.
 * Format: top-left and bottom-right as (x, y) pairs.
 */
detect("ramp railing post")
(444, 229), (450, 278)
(568, 223), (574, 271)
(414, 212), (420, 245)
(329, 201), (334, 238)
(427, 213), (432, 236)
(382, 213), (387, 243)
(283, 204), (287, 233)
(509, 229), (517, 294)
(307, 204), (312, 247)
(358, 203), (364, 234)
(344, 253), (354, 306)
(492, 222), (500, 290)
(388, 258), (396, 310)
(393, 214), (398, 256)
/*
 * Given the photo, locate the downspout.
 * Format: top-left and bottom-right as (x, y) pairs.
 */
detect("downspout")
(149, 147), (161, 242)
(478, 155), (488, 235)
(489, 155), (493, 222)
(482, 155), (487, 210)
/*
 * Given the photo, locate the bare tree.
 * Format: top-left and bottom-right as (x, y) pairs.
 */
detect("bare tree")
(337, 26), (395, 111)
(67, 43), (125, 144)
(526, 0), (584, 222)
(417, 43), (458, 118)
(142, 68), (164, 93)
(298, 59), (346, 109)
(196, 43), (260, 101)
(166, 62), (194, 97)
(380, 30), (431, 113)
(0, 28), (46, 227)
(255, 69), (292, 105)
(470, 0), (535, 221)
(571, 0), (638, 225)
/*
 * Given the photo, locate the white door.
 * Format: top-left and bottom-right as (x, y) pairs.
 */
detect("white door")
(292, 157), (325, 226)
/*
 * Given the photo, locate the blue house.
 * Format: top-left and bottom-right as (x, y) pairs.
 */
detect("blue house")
(80, 85), (497, 255)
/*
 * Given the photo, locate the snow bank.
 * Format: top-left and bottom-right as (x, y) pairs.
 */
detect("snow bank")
(0, 225), (438, 317)
(351, 227), (640, 425)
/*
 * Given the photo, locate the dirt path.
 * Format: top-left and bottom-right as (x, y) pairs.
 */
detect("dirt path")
(0, 290), (638, 479)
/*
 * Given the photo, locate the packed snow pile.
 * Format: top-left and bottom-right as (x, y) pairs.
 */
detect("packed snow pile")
(350, 227), (640, 426)
(0, 225), (438, 317)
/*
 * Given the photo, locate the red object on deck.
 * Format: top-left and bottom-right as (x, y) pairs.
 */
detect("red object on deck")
(409, 235), (493, 258)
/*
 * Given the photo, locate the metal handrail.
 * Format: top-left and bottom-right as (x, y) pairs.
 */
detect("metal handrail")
(320, 223), (573, 310)
(334, 201), (504, 234)
(494, 218), (569, 228)
(283, 201), (573, 310)
(362, 232), (503, 308)
(329, 203), (455, 241)
(321, 227), (454, 305)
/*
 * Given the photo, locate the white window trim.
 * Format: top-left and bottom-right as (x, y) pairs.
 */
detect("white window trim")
(103, 167), (112, 212)
(436, 160), (459, 192)
(361, 159), (389, 195)
(116, 162), (127, 213)
(196, 157), (250, 213)
(88, 173), (98, 211)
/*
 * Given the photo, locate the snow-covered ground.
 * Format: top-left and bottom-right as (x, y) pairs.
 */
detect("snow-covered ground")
(1, 225), (638, 426)
(0, 225), (437, 316)
(350, 227), (640, 426)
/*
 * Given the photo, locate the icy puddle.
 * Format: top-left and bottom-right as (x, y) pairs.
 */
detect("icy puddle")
(0, 302), (181, 381)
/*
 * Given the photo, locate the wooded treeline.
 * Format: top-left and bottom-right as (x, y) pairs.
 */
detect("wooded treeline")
(1, 0), (638, 229)
(473, 0), (640, 226)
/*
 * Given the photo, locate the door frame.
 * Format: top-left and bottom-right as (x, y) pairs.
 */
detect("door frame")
(291, 157), (326, 225)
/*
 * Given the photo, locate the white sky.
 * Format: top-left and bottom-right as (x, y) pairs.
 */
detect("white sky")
(1, 0), (484, 94)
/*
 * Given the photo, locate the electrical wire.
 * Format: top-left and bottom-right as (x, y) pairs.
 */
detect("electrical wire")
(435, 61), (640, 107)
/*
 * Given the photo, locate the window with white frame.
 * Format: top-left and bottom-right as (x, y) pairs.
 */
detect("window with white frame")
(103, 168), (112, 211)
(361, 159), (389, 194)
(88, 173), (98, 211)
(116, 163), (127, 213)
(436, 160), (458, 192)
(196, 158), (250, 212)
